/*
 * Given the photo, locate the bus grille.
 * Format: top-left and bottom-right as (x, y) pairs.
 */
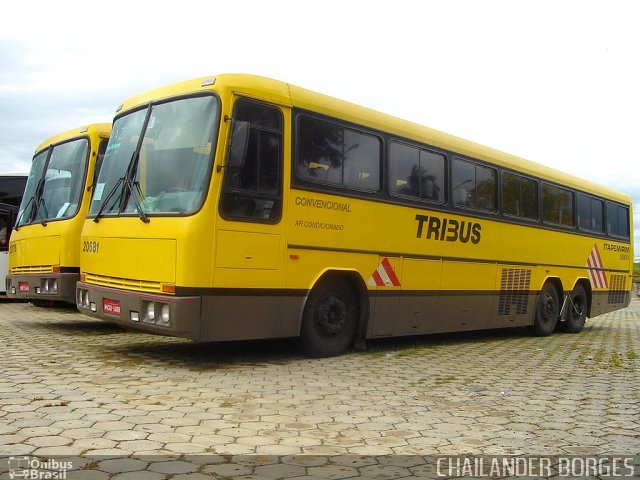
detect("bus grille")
(608, 275), (627, 304)
(10, 265), (55, 274)
(83, 272), (163, 294)
(498, 268), (532, 316)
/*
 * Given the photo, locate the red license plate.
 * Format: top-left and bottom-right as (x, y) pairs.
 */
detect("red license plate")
(103, 298), (121, 316)
(18, 282), (29, 293)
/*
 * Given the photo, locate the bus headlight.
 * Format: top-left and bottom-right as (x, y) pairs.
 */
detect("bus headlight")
(159, 304), (170, 325)
(41, 278), (58, 294)
(146, 302), (155, 321)
(77, 289), (89, 308)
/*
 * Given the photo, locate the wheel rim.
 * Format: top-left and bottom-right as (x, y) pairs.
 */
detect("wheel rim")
(541, 292), (557, 324)
(315, 294), (347, 339)
(570, 295), (585, 320)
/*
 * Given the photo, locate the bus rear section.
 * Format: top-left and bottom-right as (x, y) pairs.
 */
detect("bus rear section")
(7, 124), (110, 305)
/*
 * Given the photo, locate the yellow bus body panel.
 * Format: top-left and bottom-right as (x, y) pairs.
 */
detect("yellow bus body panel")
(82, 237), (176, 284)
(10, 235), (60, 269)
(286, 190), (632, 293)
(81, 215), (214, 292)
(215, 230), (280, 270)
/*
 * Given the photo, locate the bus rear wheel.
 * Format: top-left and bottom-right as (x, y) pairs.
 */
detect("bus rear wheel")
(532, 283), (559, 336)
(300, 278), (357, 357)
(562, 284), (588, 333)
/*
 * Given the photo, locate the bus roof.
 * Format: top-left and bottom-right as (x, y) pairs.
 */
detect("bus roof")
(34, 123), (112, 157)
(117, 74), (631, 205)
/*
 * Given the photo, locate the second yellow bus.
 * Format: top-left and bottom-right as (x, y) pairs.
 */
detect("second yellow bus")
(8, 124), (111, 305)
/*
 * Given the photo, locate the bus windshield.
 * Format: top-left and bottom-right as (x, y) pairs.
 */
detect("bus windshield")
(90, 95), (217, 218)
(17, 138), (89, 226)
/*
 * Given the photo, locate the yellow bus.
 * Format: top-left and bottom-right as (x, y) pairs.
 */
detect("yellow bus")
(76, 75), (633, 356)
(8, 124), (111, 305)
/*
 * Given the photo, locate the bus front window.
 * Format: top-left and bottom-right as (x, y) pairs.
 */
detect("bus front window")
(39, 139), (89, 221)
(17, 139), (89, 226)
(90, 109), (146, 217)
(90, 95), (217, 218)
(16, 151), (47, 227)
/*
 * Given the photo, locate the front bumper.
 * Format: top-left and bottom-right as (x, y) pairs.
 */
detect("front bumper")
(6, 272), (78, 305)
(76, 281), (201, 340)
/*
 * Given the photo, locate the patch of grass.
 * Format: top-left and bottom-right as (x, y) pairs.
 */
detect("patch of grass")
(434, 375), (456, 385)
(627, 350), (638, 360)
(43, 400), (69, 407)
(409, 377), (429, 387)
(610, 355), (624, 368)
(395, 346), (426, 358)
(364, 349), (387, 358)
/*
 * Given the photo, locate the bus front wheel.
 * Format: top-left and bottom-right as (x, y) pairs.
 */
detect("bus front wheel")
(300, 278), (357, 357)
(532, 283), (559, 336)
(562, 284), (588, 333)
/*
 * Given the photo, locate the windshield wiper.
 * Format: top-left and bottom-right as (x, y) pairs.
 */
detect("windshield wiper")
(119, 150), (150, 223)
(13, 195), (35, 230)
(124, 177), (149, 223)
(14, 177), (46, 229)
(36, 195), (49, 226)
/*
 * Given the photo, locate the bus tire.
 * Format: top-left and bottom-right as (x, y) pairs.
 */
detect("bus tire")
(300, 277), (357, 358)
(562, 284), (588, 333)
(532, 283), (559, 336)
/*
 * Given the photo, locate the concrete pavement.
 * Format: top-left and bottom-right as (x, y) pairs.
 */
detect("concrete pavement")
(0, 298), (638, 478)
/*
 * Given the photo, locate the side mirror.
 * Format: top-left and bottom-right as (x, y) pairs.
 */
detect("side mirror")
(227, 121), (250, 169)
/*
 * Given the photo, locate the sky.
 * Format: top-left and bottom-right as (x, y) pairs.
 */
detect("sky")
(1, 0), (639, 259)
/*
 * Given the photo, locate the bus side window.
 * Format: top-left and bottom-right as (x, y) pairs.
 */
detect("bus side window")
(607, 202), (630, 238)
(542, 183), (574, 227)
(577, 193), (604, 233)
(389, 141), (445, 203)
(296, 116), (381, 192)
(452, 157), (497, 212)
(502, 171), (538, 220)
(220, 100), (283, 221)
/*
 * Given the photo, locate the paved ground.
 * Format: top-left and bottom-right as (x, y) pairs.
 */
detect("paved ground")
(0, 298), (638, 479)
